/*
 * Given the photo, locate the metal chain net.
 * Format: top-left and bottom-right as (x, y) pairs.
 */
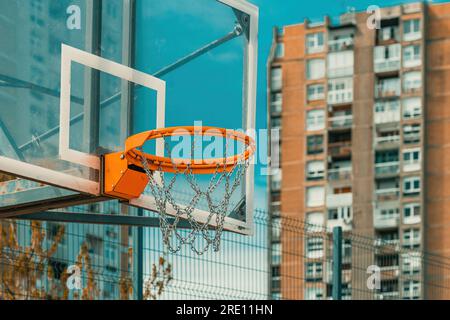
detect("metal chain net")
(138, 133), (250, 255)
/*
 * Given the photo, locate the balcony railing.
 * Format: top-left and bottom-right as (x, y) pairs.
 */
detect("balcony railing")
(271, 101), (282, 115)
(326, 193), (352, 207)
(380, 266), (400, 279)
(375, 161), (400, 176)
(327, 219), (352, 231)
(271, 180), (281, 191)
(403, 133), (420, 144)
(374, 110), (400, 124)
(376, 291), (400, 300)
(328, 141), (352, 157)
(328, 89), (353, 105)
(375, 82), (401, 98)
(374, 239), (400, 251)
(374, 213), (400, 229)
(327, 66), (353, 79)
(329, 115), (353, 129)
(375, 135), (400, 146)
(374, 58), (401, 73)
(328, 38), (354, 52)
(328, 167), (352, 181)
(375, 188), (400, 201)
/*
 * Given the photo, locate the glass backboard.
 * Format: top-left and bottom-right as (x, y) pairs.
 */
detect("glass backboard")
(0, 0), (258, 235)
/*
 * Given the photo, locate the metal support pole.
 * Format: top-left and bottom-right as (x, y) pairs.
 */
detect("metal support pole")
(152, 24), (243, 78)
(136, 208), (144, 300)
(332, 226), (342, 300)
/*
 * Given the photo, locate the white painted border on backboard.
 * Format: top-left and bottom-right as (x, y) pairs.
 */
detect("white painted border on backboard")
(59, 44), (166, 170)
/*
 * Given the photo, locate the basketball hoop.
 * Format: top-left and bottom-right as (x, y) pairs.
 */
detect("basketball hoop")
(102, 126), (256, 254)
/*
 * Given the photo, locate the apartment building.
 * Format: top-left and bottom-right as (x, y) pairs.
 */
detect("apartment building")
(267, 2), (450, 300)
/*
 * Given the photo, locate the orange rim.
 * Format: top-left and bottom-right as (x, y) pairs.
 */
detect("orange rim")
(124, 126), (256, 174)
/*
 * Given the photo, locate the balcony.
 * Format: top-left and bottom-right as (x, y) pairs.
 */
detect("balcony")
(328, 167), (352, 181)
(374, 239), (400, 252)
(403, 132), (420, 145)
(327, 66), (353, 79)
(380, 266), (400, 280)
(375, 135), (400, 148)
(270, 100), (282, 116)
(375, 161), (400, 177)
(375, 81), (401, 98)
(376, 291), (400, 300)
(328, 89), (353, 105)
(327, 219), (352, 231)
(271, 180), (281, 191)
(328, 38), (353, 52)
(326, 193), (352, 208)
(328, 141), (352, 158)
(402, 239), (421, 249)
(375, 188), (400, 201)
(374, 109), (400, 125)
(374, 213), (400, 229)
(374, 58), (401, 73)
(326, 269), (352, 284)
(329, 115), (353, 129)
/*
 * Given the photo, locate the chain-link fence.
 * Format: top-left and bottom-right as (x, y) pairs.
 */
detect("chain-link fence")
(269, 215), (450, 300)
(2, 207), (450, 300)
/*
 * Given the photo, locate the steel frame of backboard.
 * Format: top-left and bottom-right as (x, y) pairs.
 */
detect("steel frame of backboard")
(0, 0), (258, 235)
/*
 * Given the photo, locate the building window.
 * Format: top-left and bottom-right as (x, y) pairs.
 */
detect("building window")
(271, 168), (282, 191)
(275, 42), (284, 59)
(403, 148), (420, 172)
(306, 32), (324, 54)
(306, 186), (325, 208)
(46, 222), (66, 245)
(271, 67), (282, 91)
(328, 78), (353, 104)
(307, 135), (324, 155)
(403, 71), (422, 93)
(403, 281), (420, 299)
(306, 109), (325, 131)
(306, 59), (325, 80)
(403, 19), (421, 42)
(403, 124), (421, 144)
(306, 262), (323, 280)
(403, 176), (420, 196)
(86, 234), (103, 256)
(374, 100), (400, 124)
(307, 84), (325, 101)
(402, 252), (421, 275)
(306, 237), (324, 258)
(327, 206), (352, 221)
(403, 203), (421, 225)
(403, 228), (420, 249)
(306, 161), (325, 181)
(270, 92), (282, 115)
(272, 117), (281, 130)
(327, 51), (353, 78)
(271, 217), (281, 242)
(376, 76), (400, 98)
(306, 212), (324, 232)
(272, 265), (281, 291)
(374, 44), (401, 73)
(272, 243), (281, 265)
(379, 207), (400, 220)
(305, 287), (323, 300)
(403, 45), (421, 68)
(403, 97), (421, 119)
